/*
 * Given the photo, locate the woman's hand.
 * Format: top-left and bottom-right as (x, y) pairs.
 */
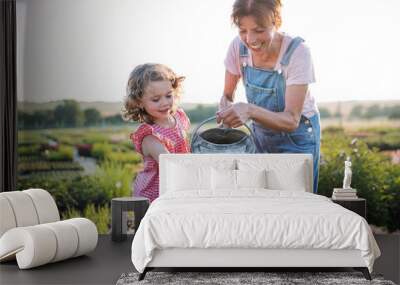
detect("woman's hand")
(218, 95), (233, 112)
(217, 95), (233, 126)
(216, 102), (252, 128)
(217, 70), (240, 124)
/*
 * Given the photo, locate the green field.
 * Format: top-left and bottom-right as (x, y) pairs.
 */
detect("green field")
(17, 120), (400, 234)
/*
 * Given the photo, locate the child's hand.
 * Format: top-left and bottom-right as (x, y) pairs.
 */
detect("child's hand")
(142, 135), (169, 162)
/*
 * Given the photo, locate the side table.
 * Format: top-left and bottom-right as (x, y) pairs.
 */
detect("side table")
(331, 198), (367, 220)
(111, 197), (150, 242)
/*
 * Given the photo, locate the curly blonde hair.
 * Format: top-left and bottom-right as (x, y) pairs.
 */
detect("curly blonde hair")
(232, 0), (282, 29)
(122, 63), (185, 124)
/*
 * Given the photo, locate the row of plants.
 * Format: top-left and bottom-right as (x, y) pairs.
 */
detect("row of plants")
(348, 127), (400, 151)
(16, 125), (399, 233)
(363, 133), (400, 151)
(45, 146), (74, 161)
(18, 127), (134, 148)
(17, 160), (140, 234)
(18, 145), (74, 161)
(18, 161), (83, 174)
(18, 132), (48, 145)
(18, 145), (41, 156)
(16, 128), (142, 233)
(91, 143), (140, 162)
(19, 171), (84, 180)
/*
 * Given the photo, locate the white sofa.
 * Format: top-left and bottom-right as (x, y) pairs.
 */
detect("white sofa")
(0, 188), (98, 269)
(131, 154), (380, 281)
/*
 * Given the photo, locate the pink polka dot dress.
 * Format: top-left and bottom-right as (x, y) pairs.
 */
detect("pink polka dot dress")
(130, 108), (191, 202)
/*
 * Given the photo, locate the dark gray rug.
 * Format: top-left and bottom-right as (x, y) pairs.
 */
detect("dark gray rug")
(116, 271), (396, 285)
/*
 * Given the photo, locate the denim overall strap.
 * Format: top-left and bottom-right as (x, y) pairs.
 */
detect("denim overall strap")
(239, 40), (285, 114)
(238, 37), (321, 194)
(239, 42), (249, 57)
(239, 42), (249, 81)
(280, 37), (304, 67)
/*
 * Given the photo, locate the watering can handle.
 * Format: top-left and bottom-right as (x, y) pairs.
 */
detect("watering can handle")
(190, 115), (256, 151)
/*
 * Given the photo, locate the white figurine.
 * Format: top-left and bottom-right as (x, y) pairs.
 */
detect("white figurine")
(342, 158), (352, 189)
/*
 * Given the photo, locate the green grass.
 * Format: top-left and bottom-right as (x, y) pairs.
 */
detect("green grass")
(17, 123), (400, 233)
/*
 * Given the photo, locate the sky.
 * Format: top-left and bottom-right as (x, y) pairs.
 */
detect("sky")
(17, 0), (400, 104)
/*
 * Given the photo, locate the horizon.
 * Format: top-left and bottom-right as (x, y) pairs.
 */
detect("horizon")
(17, 98), (400, 105)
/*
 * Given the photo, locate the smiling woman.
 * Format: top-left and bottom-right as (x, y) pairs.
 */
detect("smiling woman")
(217, 0), (321, 193)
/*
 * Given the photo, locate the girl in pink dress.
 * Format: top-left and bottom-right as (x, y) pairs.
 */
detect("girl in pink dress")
(122, 63), (191, 202)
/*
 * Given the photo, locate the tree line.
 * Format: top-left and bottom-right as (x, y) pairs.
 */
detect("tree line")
(17, 100), (219, 130)
(18, 100), (124, 129)
(17, 100), (400, 130)
(319, 104), (400, 119)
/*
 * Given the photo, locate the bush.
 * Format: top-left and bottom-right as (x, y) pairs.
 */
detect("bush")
(83, 204), (110, 234)
(62, 207), (81, 219)
(92, 143), (113, 160)
(62, 204), (111, 234)
(107, 151), (142, 165)
(68, 175), (110, 211)
(17, 176), (77, 213)
(93, 160), (133, 199)
(17, 175), (103, 213)
(319, 132), (400, 231)
(46, 146), (74, 161)
(384, 166), (400, 232)
(17, 160), (133, 211)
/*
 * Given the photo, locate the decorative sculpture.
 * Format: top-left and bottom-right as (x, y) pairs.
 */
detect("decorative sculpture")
(342, 157), (352, 189)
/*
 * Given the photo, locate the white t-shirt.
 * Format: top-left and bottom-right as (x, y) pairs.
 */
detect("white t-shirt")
(224, 34), (319, 118)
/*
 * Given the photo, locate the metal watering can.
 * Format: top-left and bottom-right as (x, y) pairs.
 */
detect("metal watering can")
(190, 115), (256, 154)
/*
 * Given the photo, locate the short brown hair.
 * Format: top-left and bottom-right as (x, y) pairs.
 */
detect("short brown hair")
(232, 0), (282, 29)
(122, 63), (185, 124)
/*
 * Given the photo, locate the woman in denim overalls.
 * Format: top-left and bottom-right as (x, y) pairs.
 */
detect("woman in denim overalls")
(217, 0), (321, 193)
